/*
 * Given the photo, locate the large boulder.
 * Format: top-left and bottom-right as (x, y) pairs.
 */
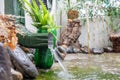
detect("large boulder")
(0, 43), (13, 80)
(7, 46), (39, 78)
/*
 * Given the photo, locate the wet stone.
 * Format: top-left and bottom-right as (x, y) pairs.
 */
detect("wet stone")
(73, 47), (81, 53)
(0, 43), (12, 80)
(66, 46), (74, 53)
(81, 46), (89, 53)
(92, 48), (104, 54)
(7, 46), (39, 78)
(104, 47), (113, 52)
(27, 53), (34, 61)
(55, 46), (67, 60)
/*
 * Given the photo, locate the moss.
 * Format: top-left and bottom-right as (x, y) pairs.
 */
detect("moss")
(69, 66), (120, 80)
(35, 66), (120, 80)
(97, 73), (120, 80)
(69, 66), (100, 79)
(34, 70), (60, 80)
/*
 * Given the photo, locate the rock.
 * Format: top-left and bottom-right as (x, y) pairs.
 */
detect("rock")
(0, 43), (13, 80)
(59, 19), (82, 55)
(55, 50), (66, 61)
(81, 46), (89, 53)
(92, 48), (104, 54)
(11, 68), (23, 80)
(27, 53), (34, 61)
(104, 47), (113, 52)
(20, 46), (36, 54)
(61, 19), (81, 46)
(66, 46), (73, 53)
(73, 47), (81, 53)
(57, 46), (67, 54)
(110, 33), (120, 41)
(113, 46), (120, 52)
(73, 41), (82, 49)
(56, 41), (62, 46)
(66, 46), (81, 53)
(7, 46), (39, 78)
(20, 46), (30, 53)
(55, 47), (66, 60)
(109, 33), (120, 52)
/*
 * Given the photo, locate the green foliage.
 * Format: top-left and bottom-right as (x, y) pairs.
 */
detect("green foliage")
(70, 66), (120, 80)
(18, 0), (60, 38)
(106, 7), (120, 32)
(64, 0), (120, 32)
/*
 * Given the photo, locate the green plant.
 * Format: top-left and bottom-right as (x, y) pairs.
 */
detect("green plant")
(107, 7), (120, 32)
(18, 0), (59, 39)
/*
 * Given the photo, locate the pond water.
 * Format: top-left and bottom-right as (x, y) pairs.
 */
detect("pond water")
(35, 53), (120, 80)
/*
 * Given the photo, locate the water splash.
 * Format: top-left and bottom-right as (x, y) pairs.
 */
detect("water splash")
(57, 71), (74, 79)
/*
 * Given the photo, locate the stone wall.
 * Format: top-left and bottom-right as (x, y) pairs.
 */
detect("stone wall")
(79, 17), (112, 48)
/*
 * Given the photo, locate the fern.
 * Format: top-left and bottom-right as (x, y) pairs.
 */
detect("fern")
(18, 0), (59, 39)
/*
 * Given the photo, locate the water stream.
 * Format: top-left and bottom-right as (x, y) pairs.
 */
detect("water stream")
(49, 47), (74, 79)
(50, 48), (67, 72)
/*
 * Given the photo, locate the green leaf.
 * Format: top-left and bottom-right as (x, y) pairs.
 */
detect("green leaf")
(32, 22), (41, 28)
(23, 0), (34, 12)
(32, 0), (39, 11)
(19, 0), (60, 39)
(38, 0), (48, 14)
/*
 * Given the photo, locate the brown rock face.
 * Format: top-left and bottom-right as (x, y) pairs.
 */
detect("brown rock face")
(61, 19), (81, 46)
(110, 33), (120, 52)
(55, 19), (82, 60)
(60, 19), (81, 53)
